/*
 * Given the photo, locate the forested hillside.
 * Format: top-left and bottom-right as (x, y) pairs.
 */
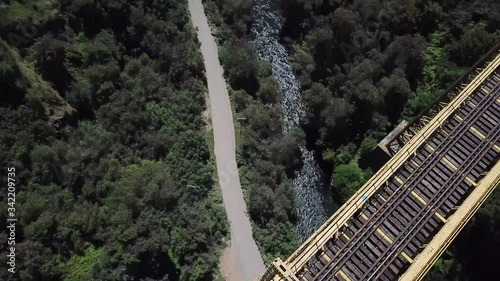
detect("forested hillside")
(0, 1), (227, 280)
(278, 0), (499, 279)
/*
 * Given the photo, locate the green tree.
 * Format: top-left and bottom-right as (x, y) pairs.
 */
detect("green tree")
(219, 39), (259, 92)
(358, 137), (378, 157)
(58, 245), (104, 281)
(334, 143), (357, 165)
(405, 32), (462, 118)
(332, 163), (365, 202)
(450, 23), (499, 66)
(257, 76), (281, 104)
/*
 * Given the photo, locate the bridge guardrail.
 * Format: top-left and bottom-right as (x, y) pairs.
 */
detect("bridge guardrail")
(257, 45), (500, 281)
(258, 50), (500, 280)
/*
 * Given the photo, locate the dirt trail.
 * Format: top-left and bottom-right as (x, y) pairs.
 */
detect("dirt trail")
(187, 1), (266, 280)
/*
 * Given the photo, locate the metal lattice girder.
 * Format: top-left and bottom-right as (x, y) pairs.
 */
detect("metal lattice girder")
(258, 45), (500, 281)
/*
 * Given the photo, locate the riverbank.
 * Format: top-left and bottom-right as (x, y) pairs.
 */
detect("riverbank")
(251, 0), (328, 242)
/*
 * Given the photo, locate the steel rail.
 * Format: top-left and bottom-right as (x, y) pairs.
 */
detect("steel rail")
(361, 77), (500, 280)
(287, 56), (500, 276)
(365, 82), (500, 280)
(319, 82), (500, 280)
(312, 77), (500, 281)
(322, 83), (500, 280)
(365, 112), (500, 280)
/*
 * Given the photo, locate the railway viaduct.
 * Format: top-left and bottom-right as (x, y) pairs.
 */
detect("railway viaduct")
(257, 44), (500, 281)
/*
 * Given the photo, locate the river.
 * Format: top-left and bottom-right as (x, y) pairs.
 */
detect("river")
(250, 0), (329, 241)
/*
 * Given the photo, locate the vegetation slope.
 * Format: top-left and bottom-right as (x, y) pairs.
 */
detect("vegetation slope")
(0, 1), (227, 280)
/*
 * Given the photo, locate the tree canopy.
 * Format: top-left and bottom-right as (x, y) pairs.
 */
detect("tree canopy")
(0, 1), (227, 280)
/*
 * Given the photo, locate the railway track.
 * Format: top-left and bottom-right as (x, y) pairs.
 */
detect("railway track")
(298, 68), (500, 281)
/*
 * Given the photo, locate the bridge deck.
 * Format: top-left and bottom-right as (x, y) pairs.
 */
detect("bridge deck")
(258, 50), (500, 281)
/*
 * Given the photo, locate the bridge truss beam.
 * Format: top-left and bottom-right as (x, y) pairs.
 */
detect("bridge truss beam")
(257, 46), (500, 281)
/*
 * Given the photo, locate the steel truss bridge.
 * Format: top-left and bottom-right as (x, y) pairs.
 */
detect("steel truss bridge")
(258, 45), (500, 281)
